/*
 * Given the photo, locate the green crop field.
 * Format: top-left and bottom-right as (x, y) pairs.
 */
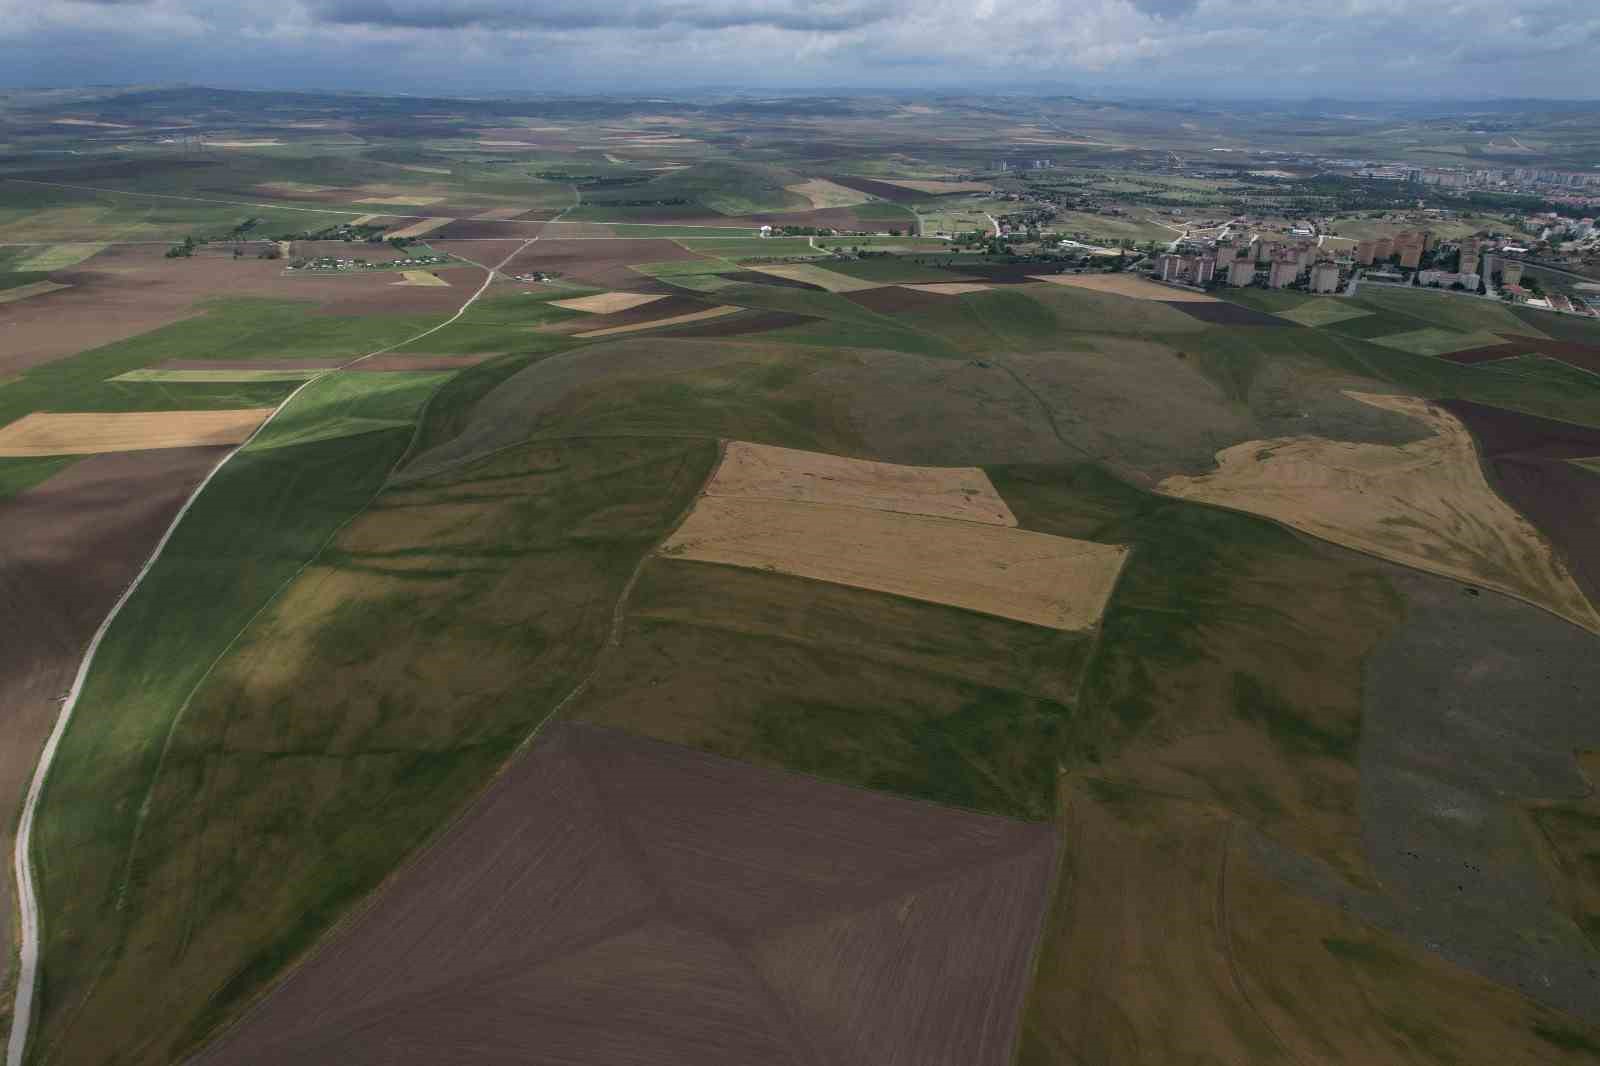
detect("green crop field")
(11, 88), (1600, 1066)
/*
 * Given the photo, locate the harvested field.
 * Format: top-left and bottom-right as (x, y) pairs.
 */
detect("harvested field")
(708, 440), (1016, 525)
(392, 270), (449, 286)
(110, 368), (320, 383)
(784, 178), (871, 209)
(348, 214), (382, 226)
(0, 280), (70, 304)
(716, 269), (825, 291)
(902, 282), (992, 295)
(650, 309), (815, 338)
(383, 217), (452, 240)
(1438, 399), (1600, 609)
(471, 206), (532, 220)
(255, 182), (338, 200)
(0, 446), (227, 998)
(662, 496), (1128, 631)
(190, 723), (1057, 1066)
(1158, 391), (1600, 633)
(537, 294), (707, 336)
(747, 263), (881, 293)
(0, 409), (274, 456)
(1164, 301), (1288, 326)
(549, 291), (667, 314)
(353, 194), (443, 206)
(574, 304), (740, 338)
(1031, 273), (1218, 302)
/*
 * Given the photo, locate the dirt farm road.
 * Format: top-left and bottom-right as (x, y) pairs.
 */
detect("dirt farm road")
(3, 226), (549, 1066)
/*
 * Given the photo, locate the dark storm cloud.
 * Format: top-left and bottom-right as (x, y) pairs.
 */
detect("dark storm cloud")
(311, 0), (900, 33)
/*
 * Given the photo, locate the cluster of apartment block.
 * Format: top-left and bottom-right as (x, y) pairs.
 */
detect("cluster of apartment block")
(1352, 230), (1438, 269)
(1157, 234), (1343, 293)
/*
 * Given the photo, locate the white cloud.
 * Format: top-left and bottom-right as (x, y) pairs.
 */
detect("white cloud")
(0, 0), (1596, 96)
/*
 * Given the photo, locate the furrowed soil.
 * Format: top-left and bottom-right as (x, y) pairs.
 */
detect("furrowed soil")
(190, 724), (1056, 1066)
(29, 436), (718, 1065)
(1438, 399), (1600, 608)
(502, 239), (708, 289)
(0, 447), (227, 1006)
(1158, 391), (1600, 633)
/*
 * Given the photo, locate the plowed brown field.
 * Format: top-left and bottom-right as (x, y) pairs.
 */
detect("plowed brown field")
(0, 446), (227, 995)
(190, 723), (1057, 1066)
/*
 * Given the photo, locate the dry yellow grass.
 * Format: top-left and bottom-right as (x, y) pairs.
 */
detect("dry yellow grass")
(869, 178), (992, 194)
(708, 440), (1016, 525)
(784, 178), (871, 210)
(347, 214), (382, 226)
(470, 206), (528, 220)
(1031, 274), (1220, 302)
(573, 305), (740, 338)
(746, 263), (881, 293)
(901, 282), (993, 295)
(257, 182), (335, 196)
(392, 271), (449, 287)
(0, 281), (70, 305)
(549, 292), (667, 314)
(0, 409), (274, 456)
(661, 497), (1127, 631)
(355, 195), (443, 207)
(383, 217), (452, 239)
(1159, 391), (1600, 633)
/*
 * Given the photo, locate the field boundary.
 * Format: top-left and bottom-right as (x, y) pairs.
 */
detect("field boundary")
(179, 436), (726, 1061)
(3, 232), (541, 1066)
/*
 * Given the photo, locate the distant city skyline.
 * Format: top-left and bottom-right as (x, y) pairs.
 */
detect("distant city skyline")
(2, 0), (1598, 99)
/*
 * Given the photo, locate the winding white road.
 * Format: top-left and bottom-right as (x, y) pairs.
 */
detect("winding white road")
(4, 233), (542, 1066)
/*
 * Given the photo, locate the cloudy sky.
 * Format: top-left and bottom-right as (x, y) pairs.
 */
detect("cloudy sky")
(1, 0), (1596, 98)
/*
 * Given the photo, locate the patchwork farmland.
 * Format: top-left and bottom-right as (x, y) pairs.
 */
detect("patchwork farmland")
(3, 87), (1600, 1066)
